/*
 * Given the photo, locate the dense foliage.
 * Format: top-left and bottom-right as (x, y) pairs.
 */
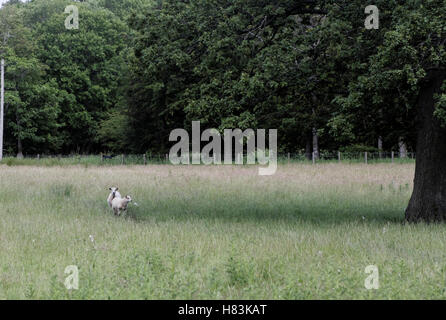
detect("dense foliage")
(0, 0), (444, 155)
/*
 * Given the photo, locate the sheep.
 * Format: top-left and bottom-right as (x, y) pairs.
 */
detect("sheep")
(111, 195), (132, 216)
(107, 187), (122, 208)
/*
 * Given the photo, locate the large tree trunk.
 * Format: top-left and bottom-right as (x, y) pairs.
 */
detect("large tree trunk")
(405, 70), (446, 222)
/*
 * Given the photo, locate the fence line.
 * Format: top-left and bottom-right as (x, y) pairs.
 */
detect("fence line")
(0, 151), (416, 165)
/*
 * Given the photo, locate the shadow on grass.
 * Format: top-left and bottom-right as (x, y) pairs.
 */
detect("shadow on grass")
(124, 196), (405, 226)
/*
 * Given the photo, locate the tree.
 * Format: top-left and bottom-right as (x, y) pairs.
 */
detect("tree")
(126, 0), (329, 153)
(0, 0), (155, 154)
(328, 0), (446, 221)
(0, 3), (63, 157)
(28, 0), (131, 153)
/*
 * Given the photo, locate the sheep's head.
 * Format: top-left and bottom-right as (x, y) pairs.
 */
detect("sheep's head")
(125, 195), (132, 203)
(109, 187), (119, 197)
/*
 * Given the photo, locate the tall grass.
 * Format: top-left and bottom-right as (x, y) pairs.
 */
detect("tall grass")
(0, 163), (445, 299)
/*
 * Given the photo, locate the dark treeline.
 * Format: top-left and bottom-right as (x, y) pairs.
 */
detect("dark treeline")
(0, 0), (442, 157)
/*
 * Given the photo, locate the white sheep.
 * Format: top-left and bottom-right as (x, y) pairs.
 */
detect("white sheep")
(111, 195), (132, 216)
(107, 187), (122, 208)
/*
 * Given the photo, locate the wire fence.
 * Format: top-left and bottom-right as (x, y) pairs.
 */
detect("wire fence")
(282, 151), (416, 163)
(0, 151), (416, 166)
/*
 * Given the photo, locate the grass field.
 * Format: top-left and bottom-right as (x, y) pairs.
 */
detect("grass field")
(1, 162), (446, 299)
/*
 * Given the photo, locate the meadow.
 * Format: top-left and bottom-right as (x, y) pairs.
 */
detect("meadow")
(1, 162), (446, 299)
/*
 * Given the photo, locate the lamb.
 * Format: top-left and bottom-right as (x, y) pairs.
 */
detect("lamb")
(107, 187), (122, 208)
(111, 195), (132, 216)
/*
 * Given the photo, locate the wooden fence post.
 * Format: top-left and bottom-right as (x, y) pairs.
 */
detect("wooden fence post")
(143, 154), (147, 165)
(338, 151), (341, 163)
(37, 154), (40, 160)
(365, 151), (368, 164)
(288, 153), (290, 164)
(391, 151), (394, 163)
(121, 154), (124, 165)
(312, 152), (315, 164)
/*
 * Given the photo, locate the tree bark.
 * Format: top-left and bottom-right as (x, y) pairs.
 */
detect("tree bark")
(305, 132), (312, 160)
(312, 127), (319, 160)
(405, 70), (446, 222)
(399, 137), (407, 158)
(16, 110), (23, 159)
(17, 135), (23, 159)
(378, 136), (383, 158)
